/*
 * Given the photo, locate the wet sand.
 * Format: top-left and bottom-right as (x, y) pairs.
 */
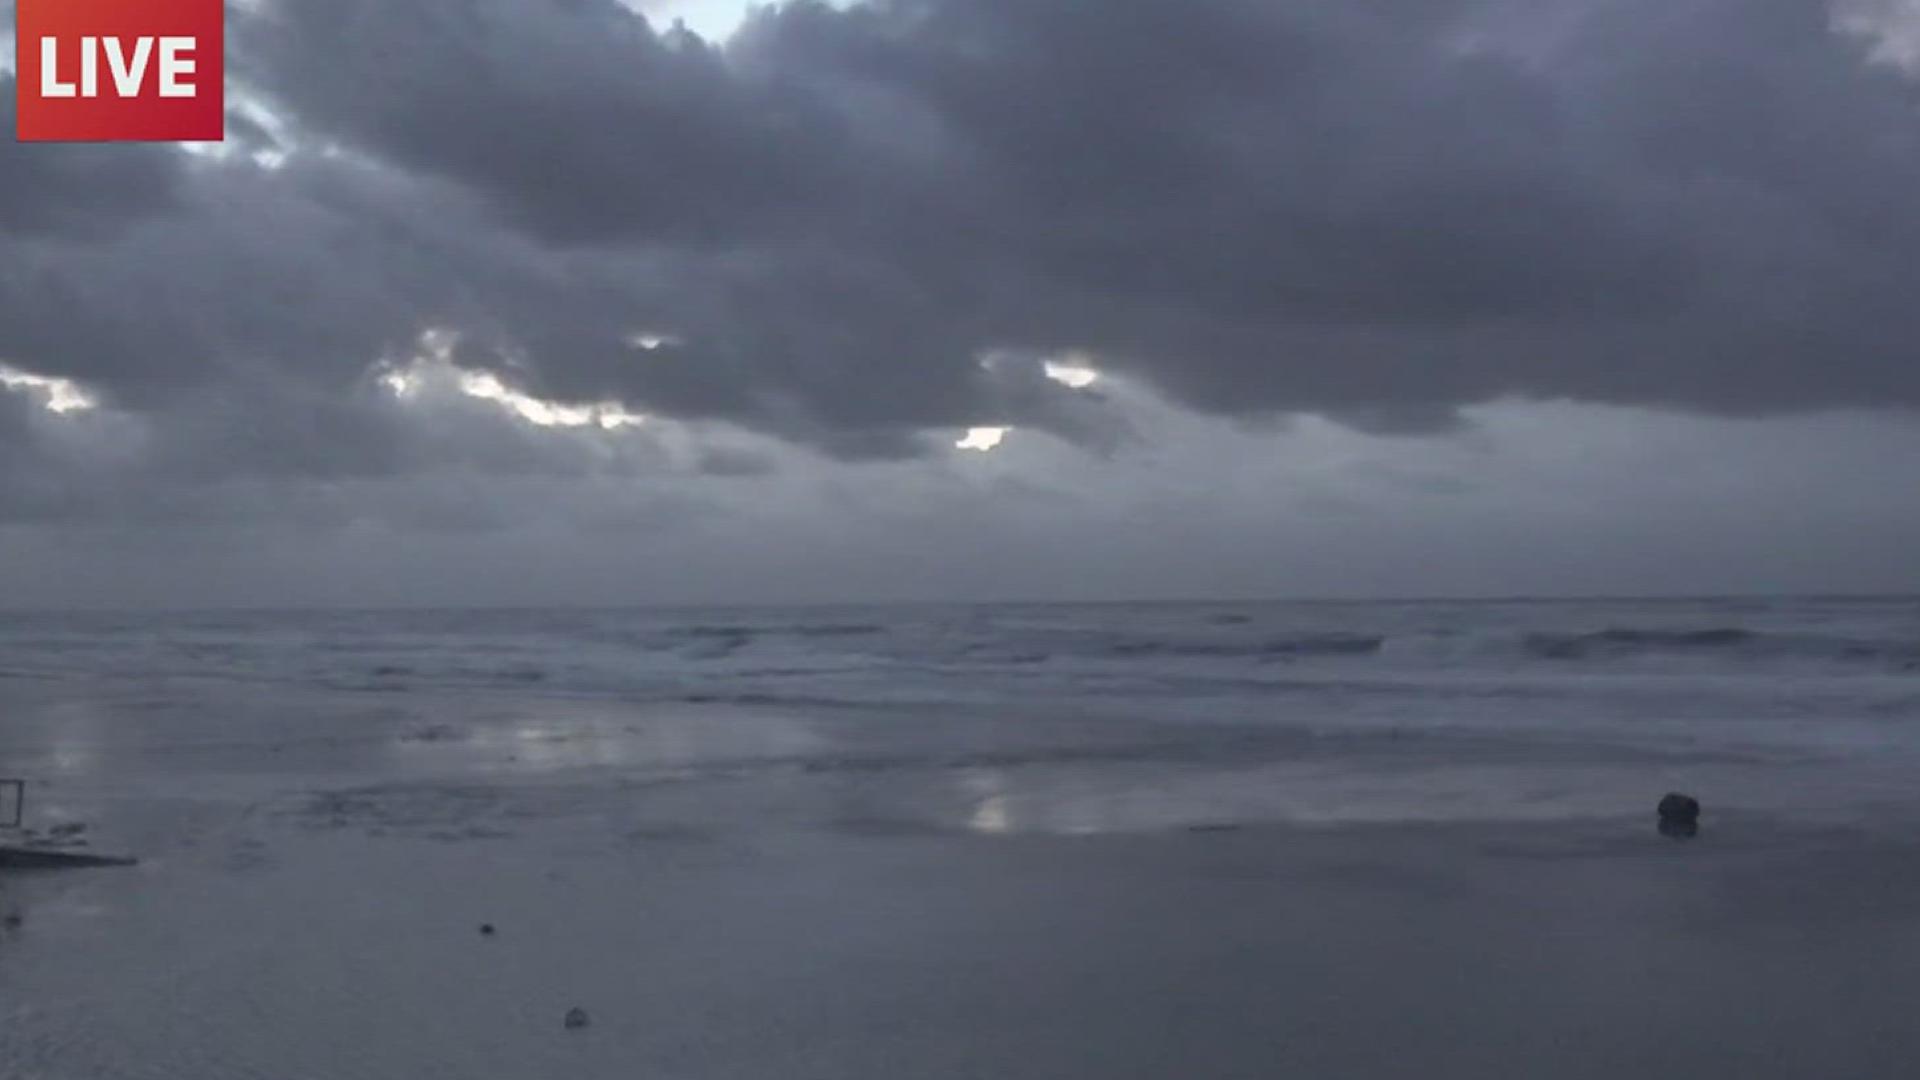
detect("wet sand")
(10, 813), (1920, 1078)
(6, 683), (1920, 1077)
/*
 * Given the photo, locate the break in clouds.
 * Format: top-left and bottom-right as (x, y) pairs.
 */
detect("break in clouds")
(3, 0), (1920, 604)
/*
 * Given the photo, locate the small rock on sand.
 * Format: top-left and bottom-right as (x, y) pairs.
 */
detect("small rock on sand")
(479, 923), (496, 936)
(564, 1007), (590, 1030)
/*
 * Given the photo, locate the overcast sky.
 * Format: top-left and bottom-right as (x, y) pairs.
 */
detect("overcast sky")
(2, 0), (1919, 607)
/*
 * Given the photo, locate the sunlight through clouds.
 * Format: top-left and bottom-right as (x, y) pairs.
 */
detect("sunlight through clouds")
(626, 332), (684, 352)
(613, 0), (753, 40)
(0, 364), (98, 414)
(1043, 359), (1101, 390)
(956, 426), (1009, 452)
(375, 330), (647, 431)
(457, 370), (647, 431)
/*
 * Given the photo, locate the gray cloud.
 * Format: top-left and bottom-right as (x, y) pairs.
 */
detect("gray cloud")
(222, 0), (1920, 434)
(8, 0), (1919, 463)
(7, 397), (1920, 607)
(4, 0), (1920, 602)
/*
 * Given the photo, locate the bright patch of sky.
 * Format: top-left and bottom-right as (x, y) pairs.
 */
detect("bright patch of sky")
(0, 364), (97, 414)
(617, 0), (862, 42)
(956, 426), (1009, 452)
(627, 332), (684, 352)
(1043, 359), (1101, 390)
(378, 330), (646, 431)
(616, 0), (759, 41)
(1835, 0), (1920, 71)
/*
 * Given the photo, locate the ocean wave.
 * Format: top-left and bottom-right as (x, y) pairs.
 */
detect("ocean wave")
(1524, 628), (1756, 659)
(658, 622), (887, 658)
(5, 603), (1915, 709)
(361, 664), (546, 685)
(673, 626), (757, 641)
(1524, 627), (1920, 664)
(783, 623), (888, 638)
(1106, 634), (1387, 660)
(673, 623), (884, 639)
(674, 691), (899, 711)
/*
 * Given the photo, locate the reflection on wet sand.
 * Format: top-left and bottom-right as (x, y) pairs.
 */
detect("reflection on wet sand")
(962, 771), (1013, 835)
(388, 708), (826, 774)
(1659, 818), (1700, 840)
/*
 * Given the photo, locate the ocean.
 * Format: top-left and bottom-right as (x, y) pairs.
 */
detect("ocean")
(4, 597), (1918, 749)
(5, 596), (1920, 831)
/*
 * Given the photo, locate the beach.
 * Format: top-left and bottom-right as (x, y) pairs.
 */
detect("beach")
(9, 0), (1920, 1071)
(5, 601), (1920, 1077)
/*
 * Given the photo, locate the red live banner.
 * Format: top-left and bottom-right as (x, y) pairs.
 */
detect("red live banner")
(15, 0), (224, 142)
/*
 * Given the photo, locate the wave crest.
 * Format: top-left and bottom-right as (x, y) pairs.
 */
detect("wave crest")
(1524, 626), (1918, 664)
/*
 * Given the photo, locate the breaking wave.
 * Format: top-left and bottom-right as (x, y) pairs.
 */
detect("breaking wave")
(1523, 626), (1919, 665)
(1104, 634), (1387, 660)
(1, 601), (1915, 704)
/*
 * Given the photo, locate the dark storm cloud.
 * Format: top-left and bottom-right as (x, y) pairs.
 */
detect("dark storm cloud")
(5, 0), (1920, 493)
(219, 0), (1920, 438)
(231, 0), (832, 246)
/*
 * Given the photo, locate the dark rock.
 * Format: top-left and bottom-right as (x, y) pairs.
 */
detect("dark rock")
(479, 923), (496, 936)
(1657, 793), (1701, 823)
(564, 1007), (590, 1030)
(3, 912), (21, 930)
